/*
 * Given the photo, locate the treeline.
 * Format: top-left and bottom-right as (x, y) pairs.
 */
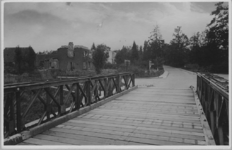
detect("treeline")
(114, 2), (228, 73)
(5, 46), (36, 74)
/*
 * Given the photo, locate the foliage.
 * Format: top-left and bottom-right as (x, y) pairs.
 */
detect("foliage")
(13, 46), (36, 74)
(131, 41), (139, 63)
(14, 46), (22, 74)
(92, 44), (109, 74)
(207, 2), (228, 51)
(91, 43), (96, 51)
(144, 25), (164, 61)
(114, 46), (131, 65)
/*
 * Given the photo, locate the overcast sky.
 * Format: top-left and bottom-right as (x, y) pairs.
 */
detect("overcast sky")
(4, 1), (222, 52)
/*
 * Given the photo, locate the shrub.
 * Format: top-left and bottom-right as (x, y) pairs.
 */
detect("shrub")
(184, 63), (199, 71)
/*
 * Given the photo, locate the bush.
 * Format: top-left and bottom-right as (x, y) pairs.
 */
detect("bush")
(184, 63), (199, 72)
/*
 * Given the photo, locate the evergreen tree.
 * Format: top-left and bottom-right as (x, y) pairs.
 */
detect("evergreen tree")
(131, 41), (139, 63)
(91, 43), (96, 51)
(170, 26), (189, 67)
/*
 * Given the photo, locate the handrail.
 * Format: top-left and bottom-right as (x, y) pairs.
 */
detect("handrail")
(4, 73), (135, 138)
(197, 73), (229, 145)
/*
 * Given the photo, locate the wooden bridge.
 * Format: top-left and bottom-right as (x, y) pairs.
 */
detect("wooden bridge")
(4, 66), (229, 146)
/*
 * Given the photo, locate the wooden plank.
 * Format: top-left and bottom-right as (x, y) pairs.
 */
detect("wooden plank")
(33, 134), (101, 145)
(109, 100), (198, 108)
(129, 91), (194, 96)
(89, 109), (201, 121)
(77, 112), (202, 124)
(117, 95), (195, 100)
(97, 106), (199, 116)
(17, 142), (35, 145)
(51, 126), (199, 145)
(42, 130), (126, 145)
(23, 138), (65, 145)
(62, 121), (205, 141)
(70, 118), (204, 134)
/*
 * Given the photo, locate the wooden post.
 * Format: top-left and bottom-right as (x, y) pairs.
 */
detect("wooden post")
(75, 83), (80, 110)
(59, 85), (65, 115)
(16, 90), (21, 133)
(210, 111), (215, 136)
(86, 80), (91, 105)
(9, 94), (15, 134)
(46, 88), (51, 120)
(118, 75), (122, 92)
(132, 74), (135, 87)
(116, 75), (120, 93)
(104, 78), (108, 97)
(218, 127), (224, 145)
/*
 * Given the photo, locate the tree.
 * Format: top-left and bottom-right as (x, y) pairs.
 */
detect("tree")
(14, 46), (22, 74)
(114, 46), (131, 65)
(91, 43), (96, 51)
(131, 41), (139, 63)
(139, 46), (143, 60)
(92, 44), (109, 74)
(189, 32), (202, 64)
(207, 2), (228, 51)
(169, 26), (189, 67)
(143, 40), (149, 60)
(147, 25), (164, 60)
(27, 46), (36, 71)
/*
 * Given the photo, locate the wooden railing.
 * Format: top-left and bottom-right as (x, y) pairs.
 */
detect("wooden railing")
(197, 73), (229, 145)
(4, 73), (135, 138)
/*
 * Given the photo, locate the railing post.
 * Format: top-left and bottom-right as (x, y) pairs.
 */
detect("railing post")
(104, 78), (108, 97)
(59, 85), (65, 115)
(108, 78), (113, 96)
(16, 89), (21, 133)
(116, 74), (120, 93)
(119, 75), (122, 91)
(7, 93), (15, 135)
(210, 111), (215, 136)
(218, 127), (224, 145)
(86, 80), (91, 105)
(132, 74), (135, 87)
(75, 83), (80, 110)
(46, 88), (51, 120)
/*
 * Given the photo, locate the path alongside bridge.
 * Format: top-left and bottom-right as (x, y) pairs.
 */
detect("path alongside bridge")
(18, 66), (213, 145)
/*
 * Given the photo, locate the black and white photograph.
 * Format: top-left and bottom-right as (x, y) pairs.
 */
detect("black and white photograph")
(1, 0), (230, 148)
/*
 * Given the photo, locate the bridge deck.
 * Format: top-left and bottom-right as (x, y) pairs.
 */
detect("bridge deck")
(16, 66), (215, 145)
(18, 86), (208, 145)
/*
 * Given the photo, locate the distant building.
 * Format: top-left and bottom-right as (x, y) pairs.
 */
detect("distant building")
(36, 42), (93, 71)
(112, 51), (117, 64)
(107, 50), (117, 64)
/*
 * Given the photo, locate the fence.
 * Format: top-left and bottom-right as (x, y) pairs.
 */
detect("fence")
(4, 72), (135, 138)
(197, 73), (229, 145)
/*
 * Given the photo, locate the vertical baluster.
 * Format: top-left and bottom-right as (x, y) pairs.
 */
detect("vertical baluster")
(104, 78), (108, 97)
(218, 127), (224, 145)
(118, 75), (122, 92)
(116, 75), (120, 93)
(60, 85), (65, 115)
(8, 93), (15, 134)
(76, 83), (80, 110)
(46, 88), (51, 120)
(16, 89), (21, 132)
(86, 80), (91, 105)
(210, 111), (215, 136)
(132, 74), (135, 87)
(108, 78), (112, 96)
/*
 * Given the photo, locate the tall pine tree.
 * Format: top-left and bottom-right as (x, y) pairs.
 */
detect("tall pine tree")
(131, 41), (139, 63)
